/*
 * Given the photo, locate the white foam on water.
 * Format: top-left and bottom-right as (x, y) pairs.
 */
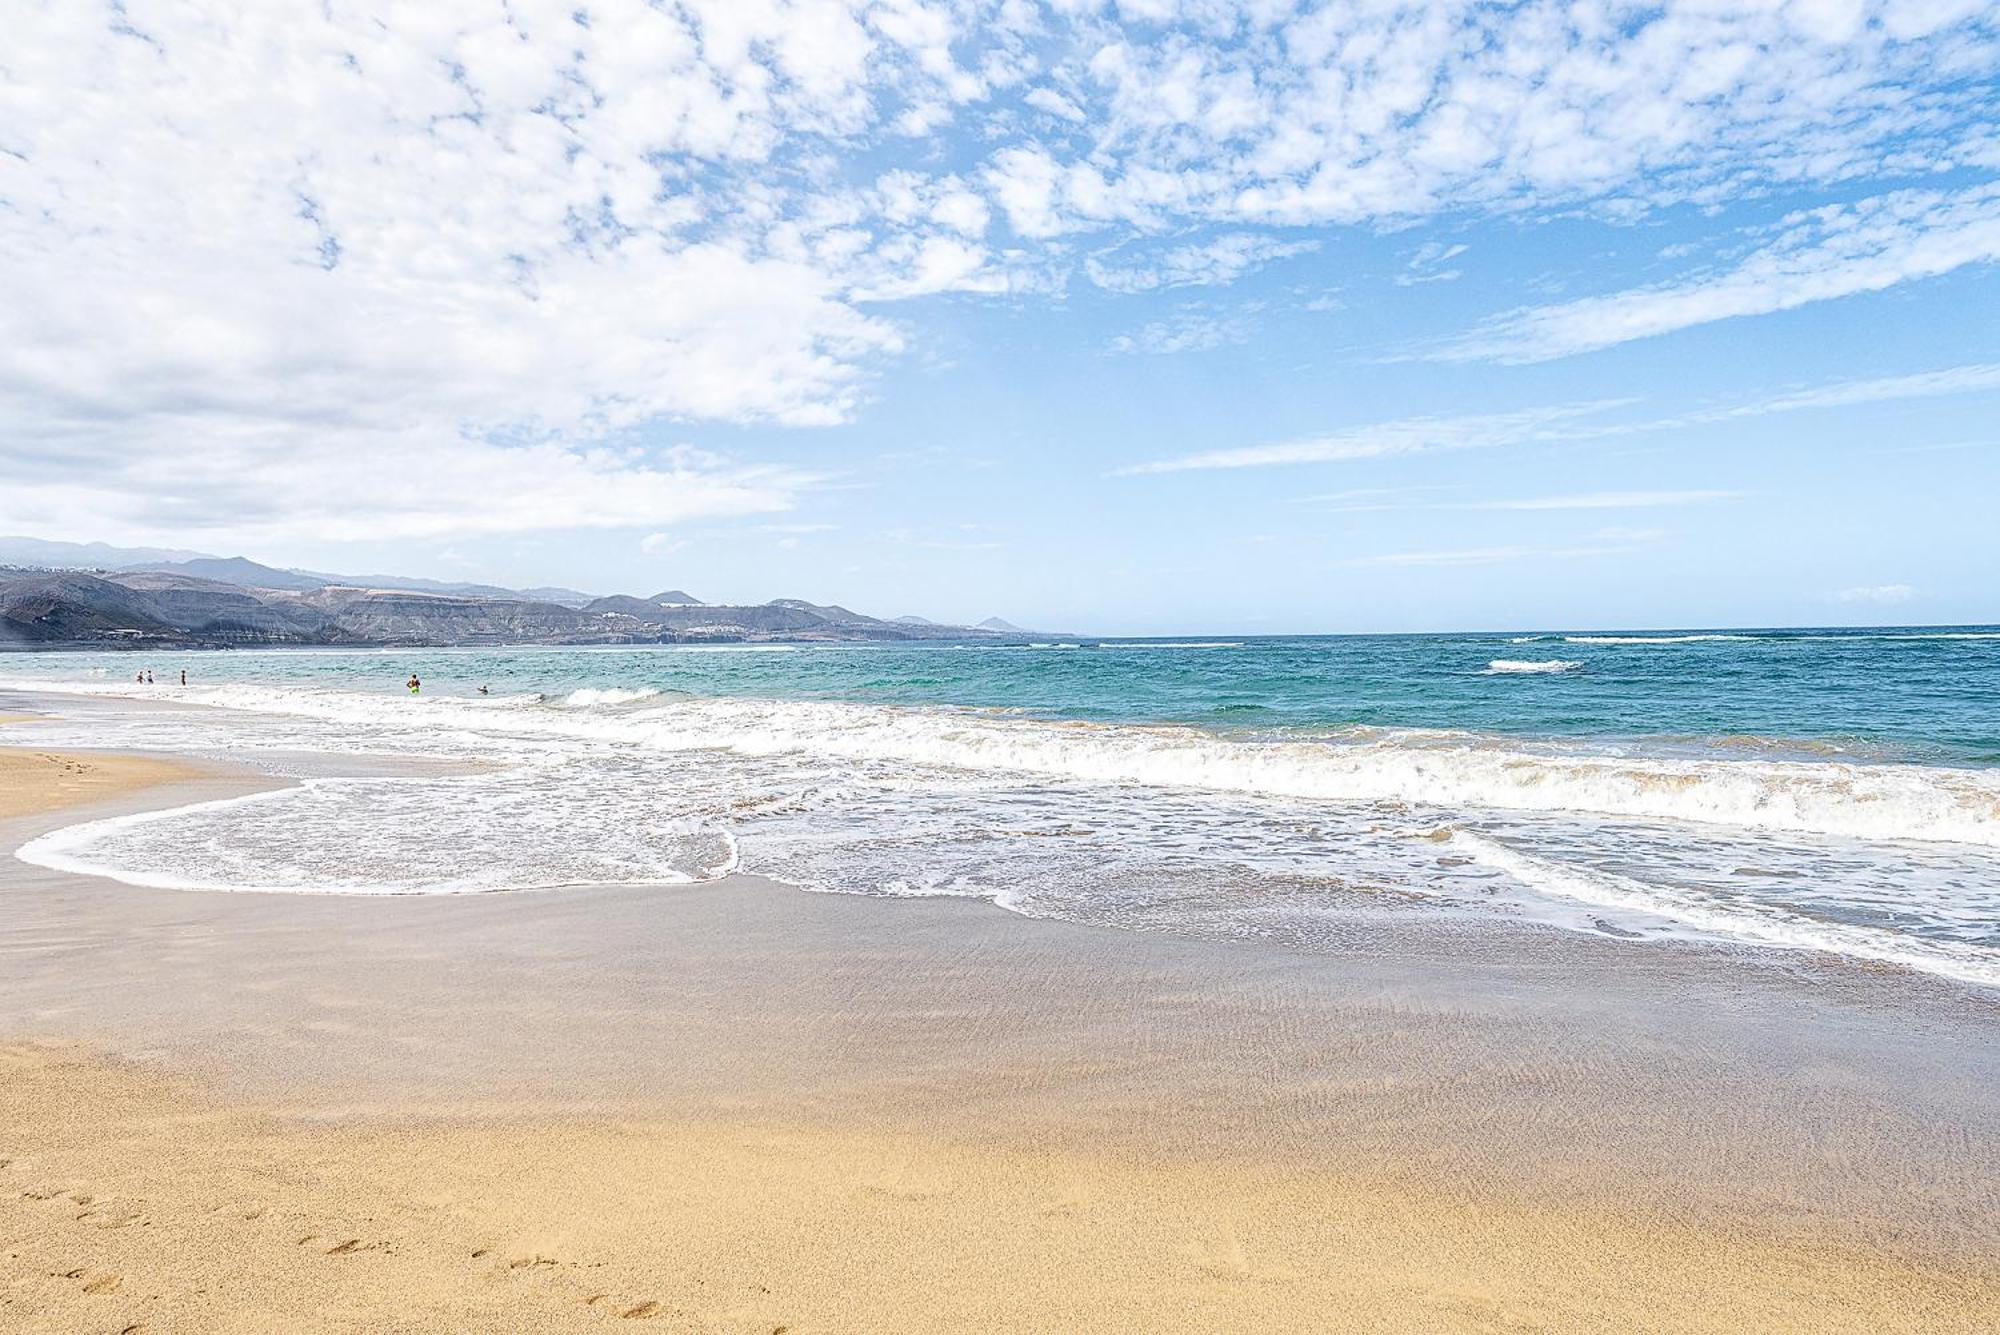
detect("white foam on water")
(1485, 659), (1583, 674)
(7, 676), (2000, 988)
(1448, 830), (2000, 989)
(1564, 634), (1758, 644)
(9, 677), (2000, 848)
(561, 687), (663, 707)
(1102, 641), (1245, 650)
(17, 772), (737, 895)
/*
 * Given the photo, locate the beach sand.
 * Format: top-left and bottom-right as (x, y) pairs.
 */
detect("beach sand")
(0, 734), (195, 821)
(5, 1041), (1993, 1335)
(0, 731), (1995, 1332)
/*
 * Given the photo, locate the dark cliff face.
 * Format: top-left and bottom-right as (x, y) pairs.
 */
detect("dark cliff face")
(0, 570), (995, 648)
(107, 573), (343, 641)
(0, 572), (344, 646)
(0, 572), (176, 643)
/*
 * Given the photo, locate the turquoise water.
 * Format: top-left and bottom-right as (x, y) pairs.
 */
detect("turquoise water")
(13, 626), (2000, 760)
(6, 628), (2000, 989)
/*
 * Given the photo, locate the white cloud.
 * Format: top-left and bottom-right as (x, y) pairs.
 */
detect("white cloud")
(1087, 233), (1317, 293)
(1832, 583), (1917, 603)
(1443, 183), (2000, 361)
(5, 1), (1999, 553)
(1458, 490), (1741, 511)
(1121, 358), (2000, 474)
(1394, 242), (1469, 286)
(0, 1), (989, 547)
(1345, 544), (1630, 569)
(991, 3), (2000, 236)
(1023, 87), (1086, 122)
(1116, 402), (1626, 473)
(1107, 310), (1255, 355)
(1712, 362), (2000, 418)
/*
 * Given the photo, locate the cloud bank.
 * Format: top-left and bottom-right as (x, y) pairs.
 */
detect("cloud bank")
(2, 1), (1996, 545)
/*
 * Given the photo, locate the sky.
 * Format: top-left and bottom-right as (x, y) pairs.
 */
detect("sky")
(2, 0), (1997, 634)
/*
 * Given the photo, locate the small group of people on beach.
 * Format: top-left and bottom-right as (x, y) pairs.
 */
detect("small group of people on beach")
(132, 669), (188, 686)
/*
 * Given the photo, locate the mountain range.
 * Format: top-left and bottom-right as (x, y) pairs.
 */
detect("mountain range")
(0, 538), (1045, 648)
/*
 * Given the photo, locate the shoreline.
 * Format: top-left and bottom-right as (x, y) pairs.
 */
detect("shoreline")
(1, 726), (1996, 1329)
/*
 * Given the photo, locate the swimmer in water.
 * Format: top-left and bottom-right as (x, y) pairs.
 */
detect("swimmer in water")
(477, 684), (490, 695)
(407, 674), (421, 695)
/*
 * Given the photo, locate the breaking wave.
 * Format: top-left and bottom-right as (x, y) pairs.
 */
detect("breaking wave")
(1485, 659), (1583, 674)
(1565, 634), (1758, 645)
(16, 679), (1988, 849)
(561, 686), (663, 707)
(8, 672), (2000, 987)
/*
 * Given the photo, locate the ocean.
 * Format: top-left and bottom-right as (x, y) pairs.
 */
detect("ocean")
(6, 628), (2000, 989)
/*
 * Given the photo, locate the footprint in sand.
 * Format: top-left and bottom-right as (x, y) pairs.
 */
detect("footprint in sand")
(77, 1199), (147, 1229)
(583, 1293), (663, 1319)
(57, 1267), (123, 1295)
(858, 1165), (952, 1201)
(1037, 1185), (1096, 1218)
(1185, 1224), (1253, 1280)
(205, 1200), (267, 1221)
(1426, 1290), (1547, 1331)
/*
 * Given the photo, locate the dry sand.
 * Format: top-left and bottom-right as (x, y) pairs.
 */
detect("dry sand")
(0, 739), (1995, 1332)
(0, 736), (196, 821)
(4, 1042), (1995, 1334)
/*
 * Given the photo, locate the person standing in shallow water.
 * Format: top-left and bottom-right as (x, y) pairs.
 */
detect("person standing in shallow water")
(407, 674), (421, 695)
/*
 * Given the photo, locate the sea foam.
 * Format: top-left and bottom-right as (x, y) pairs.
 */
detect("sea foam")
(10, 678), (2000, 849)
(9, 674), (2000, 988)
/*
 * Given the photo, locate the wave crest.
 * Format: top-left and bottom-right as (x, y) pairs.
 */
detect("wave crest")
(561, 687), (663, 707)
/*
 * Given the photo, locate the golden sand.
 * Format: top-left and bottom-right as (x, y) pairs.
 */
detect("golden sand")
(0, 743), (196, 821)
(1, 1043), (1993, 1334)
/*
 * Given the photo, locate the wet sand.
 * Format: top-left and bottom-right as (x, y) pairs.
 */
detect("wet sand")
(0, 731), (1996, 1331)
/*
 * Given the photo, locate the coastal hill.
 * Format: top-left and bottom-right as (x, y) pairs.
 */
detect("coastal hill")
(0, 539), (1043, 648)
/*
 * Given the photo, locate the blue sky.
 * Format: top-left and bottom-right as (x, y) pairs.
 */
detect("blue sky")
(2, 0), (1997, 632)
